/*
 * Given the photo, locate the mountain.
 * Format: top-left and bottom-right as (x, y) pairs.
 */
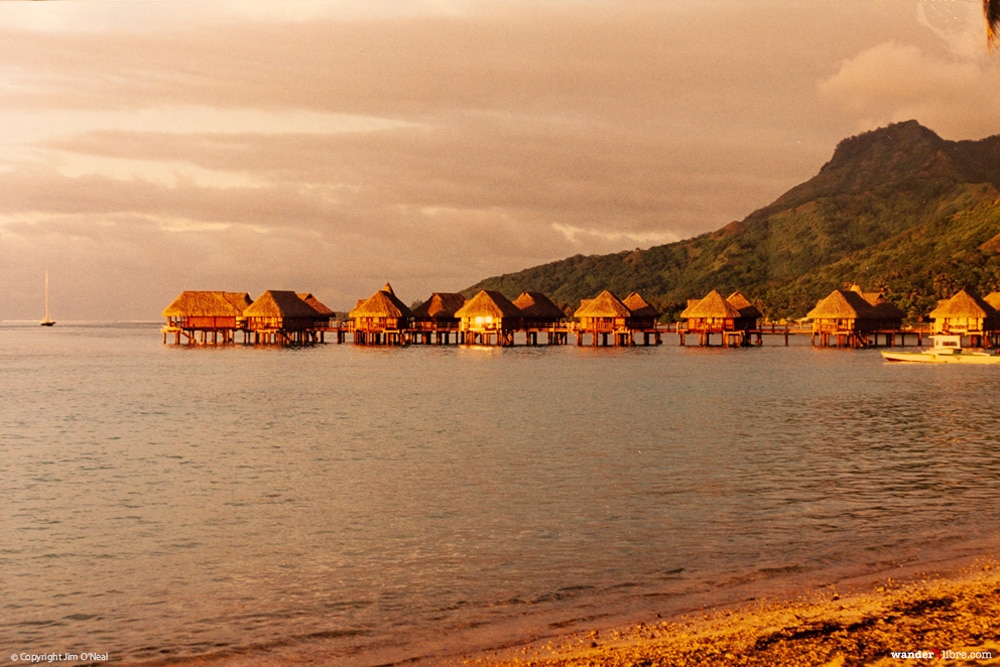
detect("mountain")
(465, 120), (1000, 321)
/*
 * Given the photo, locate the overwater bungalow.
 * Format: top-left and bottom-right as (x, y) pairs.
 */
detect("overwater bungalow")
(162, 290), (252, 344)
(411, 292), (466, 344)
(849, 285), (906, 336)
(806, 285), (905, 348)
(298, 293), (334, 325)
(727, 292), (763, 330)
(297, 292), (341, 342)
(454, 290), (521, 346)
(679, 290), (750, 347)
(807, 288), (875, 348)
(513, 291), (568, 345)
(350, 283), (412, 346)
(573, 290), (633, 347)
(929, 288), (1000, 347)
(622, 291), (662, 345)
(242, 290), (323, 345)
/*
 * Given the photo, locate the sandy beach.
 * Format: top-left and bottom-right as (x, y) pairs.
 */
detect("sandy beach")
(463, 559), (1000, 667)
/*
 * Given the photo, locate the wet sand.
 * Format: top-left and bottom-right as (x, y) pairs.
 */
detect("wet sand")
(463, 559), (1000, 667)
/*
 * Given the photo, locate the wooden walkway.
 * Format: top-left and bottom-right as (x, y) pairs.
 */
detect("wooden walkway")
(163, 322), (940, 349)
(810, 327), (925, 349)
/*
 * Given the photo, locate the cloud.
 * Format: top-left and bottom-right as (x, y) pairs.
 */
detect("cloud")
(551, 223), (680, 248)
(818, 41), (1000, 139)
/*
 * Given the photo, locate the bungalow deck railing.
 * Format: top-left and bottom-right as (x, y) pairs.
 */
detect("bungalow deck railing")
(411, 321), (460, 331)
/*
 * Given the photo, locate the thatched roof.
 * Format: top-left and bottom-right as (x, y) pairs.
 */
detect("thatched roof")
(844, 285), (903, 320)
(349, 283), (412, 319)
(684, 290), (741, 319)
(244, 290), (321, 318)
(985, 292), (1000, 311)
(574, 290), (631, 318)
(806, 289), (878, 320)
(297, 293), (334, 316)
(454, 290), (521, 319)
(622, 292), (660, 319)
(726, 291), (762, 319)
(412, 292), (466, 319)
(678, 298), (701, 319)
(513, 291), (564, 320)
(846, 284), (879, 304)
(929, 288), (997, 319)
(162, 290), (252, 317)
(870, 299), (905, 321)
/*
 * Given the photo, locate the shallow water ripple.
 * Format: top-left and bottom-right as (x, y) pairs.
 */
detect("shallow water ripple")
(1, 326), (998, 664)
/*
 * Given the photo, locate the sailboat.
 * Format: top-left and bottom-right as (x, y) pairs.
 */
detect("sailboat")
(40, 269), (55, 327)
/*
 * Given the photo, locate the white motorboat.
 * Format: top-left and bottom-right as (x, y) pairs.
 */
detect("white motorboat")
(881, 335), (1000, 364)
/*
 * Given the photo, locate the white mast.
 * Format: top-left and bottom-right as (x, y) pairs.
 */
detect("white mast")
(41, 269), (55, 326)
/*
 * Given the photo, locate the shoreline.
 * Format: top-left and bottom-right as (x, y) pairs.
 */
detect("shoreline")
(131, 549), (1000, 667)
(460, 557), (1000, 667)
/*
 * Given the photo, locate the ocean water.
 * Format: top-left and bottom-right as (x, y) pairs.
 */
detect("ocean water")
(2, 322), (999, 665)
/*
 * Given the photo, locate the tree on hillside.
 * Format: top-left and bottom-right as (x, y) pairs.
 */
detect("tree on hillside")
(987, 0), (1000, 49)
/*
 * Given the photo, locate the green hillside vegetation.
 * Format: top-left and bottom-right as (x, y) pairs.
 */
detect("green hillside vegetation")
(465, 121), (1000, 322)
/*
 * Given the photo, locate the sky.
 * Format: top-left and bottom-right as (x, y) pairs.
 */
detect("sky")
(1, 0), (999, 320)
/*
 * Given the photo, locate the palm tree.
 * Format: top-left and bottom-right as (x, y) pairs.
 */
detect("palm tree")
(987, 0), (1000, 49)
